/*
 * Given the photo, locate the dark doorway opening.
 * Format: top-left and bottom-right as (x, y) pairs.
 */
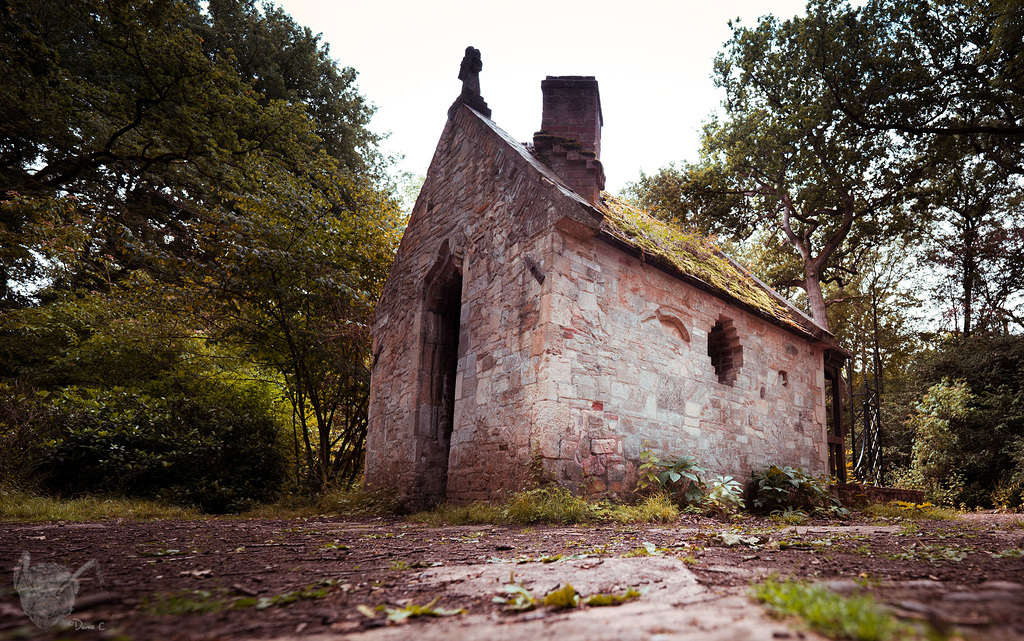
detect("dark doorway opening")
(429, 275), (462, 499)
(417, 246), (464, 506)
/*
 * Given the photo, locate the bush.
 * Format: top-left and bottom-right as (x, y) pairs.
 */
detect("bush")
(0, 382), (58, 488)
(35, 386), (285, 513)
(636, 448), (706, 505)
(904, 336), (1024, 507)
(750, 465), (848, 517)
(705, 475), (745, 515)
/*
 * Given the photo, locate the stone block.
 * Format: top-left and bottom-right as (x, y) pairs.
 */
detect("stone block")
(591, 438), (617, 455)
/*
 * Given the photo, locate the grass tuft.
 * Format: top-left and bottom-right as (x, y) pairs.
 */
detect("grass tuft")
(504, 488), (593, 524)
(751, 576), (913, 641)
(238, 488), (401, 519)
(597, 493), (680, 523)
(407, 501), (506, 526)
(0, 487), (200, 521)
(409, 488), (682, 526)
(864, 502), (959, 521)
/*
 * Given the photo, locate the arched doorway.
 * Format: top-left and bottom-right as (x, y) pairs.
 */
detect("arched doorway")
(417, 243), (464, 504)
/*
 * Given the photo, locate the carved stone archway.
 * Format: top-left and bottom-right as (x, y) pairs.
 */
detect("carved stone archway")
(414, 240), (465, 505)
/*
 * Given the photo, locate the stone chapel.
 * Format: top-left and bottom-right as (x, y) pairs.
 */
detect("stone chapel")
(364, 48), (848, 508)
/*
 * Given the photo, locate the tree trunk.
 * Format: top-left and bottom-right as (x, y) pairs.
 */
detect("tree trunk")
(804, 269), (830, 332)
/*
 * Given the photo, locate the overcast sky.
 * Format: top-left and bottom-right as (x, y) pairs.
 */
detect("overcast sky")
(275, 0), (808, 193)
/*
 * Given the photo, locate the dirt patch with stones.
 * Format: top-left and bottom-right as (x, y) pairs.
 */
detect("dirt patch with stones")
(1, 512), (1023, 640)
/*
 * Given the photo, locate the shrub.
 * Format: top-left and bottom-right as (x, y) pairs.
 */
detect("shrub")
(35, 386), (285, 513)
(705, 475), (745, 515)
(902, 336), (1024, 507)
(750, 465), (848, 517)
(0, 382), (58, 488)
(905, 379), (973, 506)
(637, 448), (706, 505)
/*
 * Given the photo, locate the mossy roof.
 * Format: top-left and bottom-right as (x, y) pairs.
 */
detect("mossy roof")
(460, 105), (827, 342)
(598, 193), (823, 338)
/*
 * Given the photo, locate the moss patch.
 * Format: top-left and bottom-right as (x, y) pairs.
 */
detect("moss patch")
(600, 193), (802, 331)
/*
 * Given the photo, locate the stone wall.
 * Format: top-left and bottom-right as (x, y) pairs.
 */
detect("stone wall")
(366, 104), (831, 508)
(365, 105), (602, 507)
(529, 231), (830, 497)
(832, 483), (926, 506)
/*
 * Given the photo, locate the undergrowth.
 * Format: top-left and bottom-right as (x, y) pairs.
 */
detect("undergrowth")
(751, 576), (916, 641)
(864, 501), (959, 521)
(239, 488), (401, 519)
(409, 488), (680, 526)
(0, 487), (201, 521)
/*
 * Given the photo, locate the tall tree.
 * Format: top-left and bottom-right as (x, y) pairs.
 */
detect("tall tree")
(917, 156), (1024, 336)
(630, 0), (919, 331)
(822, 0), (1024, 175)
(0, 0), (402, 493)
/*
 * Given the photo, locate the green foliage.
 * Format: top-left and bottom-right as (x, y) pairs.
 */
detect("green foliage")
(0, 487), (200, 521)
(891, 336), (1024, 508)
(904, 380), (973, 505)
(35, 386), (284, 513)
(637, 448), (706, 505)
(627, 0), (921, 329)
(822, 0), (1024, 177)
(0, 0), (403, 497)
(751, 576), (913, 641)
(751, 465), (848, 517)
(705, 475), (745, 515)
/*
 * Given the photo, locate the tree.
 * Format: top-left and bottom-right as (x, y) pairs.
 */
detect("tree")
(630, 0), (920, 331)
(916, 156), (1024, 336)
(0, 0), (402, 496)
(186, 153), (401, 491)
(822, 0), (1024, 175)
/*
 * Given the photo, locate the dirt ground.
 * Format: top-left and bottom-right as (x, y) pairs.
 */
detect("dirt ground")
(2, 511), (1023, 641)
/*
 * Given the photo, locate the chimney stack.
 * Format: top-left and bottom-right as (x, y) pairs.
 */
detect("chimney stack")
(533, 76), (605, 204)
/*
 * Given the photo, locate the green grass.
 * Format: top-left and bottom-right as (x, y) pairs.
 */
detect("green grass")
(596, 493), (680, 523)
(141, 589), (228, 615)
(0, 487), (200, 521)
(864, 502), (959, 521)
(409, 488), (682, 526)
(751, 577), (915, 641)
(239, 488), (401, 519)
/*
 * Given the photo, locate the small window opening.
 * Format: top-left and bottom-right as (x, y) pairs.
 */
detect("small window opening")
(708, 317), (742, 385)
(778, 370), (789, 387)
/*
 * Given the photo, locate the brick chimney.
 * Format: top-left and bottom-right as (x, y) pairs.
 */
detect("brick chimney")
(533, 76), (605, 204)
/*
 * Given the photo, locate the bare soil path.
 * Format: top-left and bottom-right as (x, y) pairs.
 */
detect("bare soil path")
(1, 512), (1022, 640)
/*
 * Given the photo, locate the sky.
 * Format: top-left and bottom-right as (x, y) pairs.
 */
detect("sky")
(275, 0), (809, 193)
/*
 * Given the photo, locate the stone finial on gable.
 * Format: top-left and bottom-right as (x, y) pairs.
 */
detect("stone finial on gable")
(448, 46), (492, 119)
